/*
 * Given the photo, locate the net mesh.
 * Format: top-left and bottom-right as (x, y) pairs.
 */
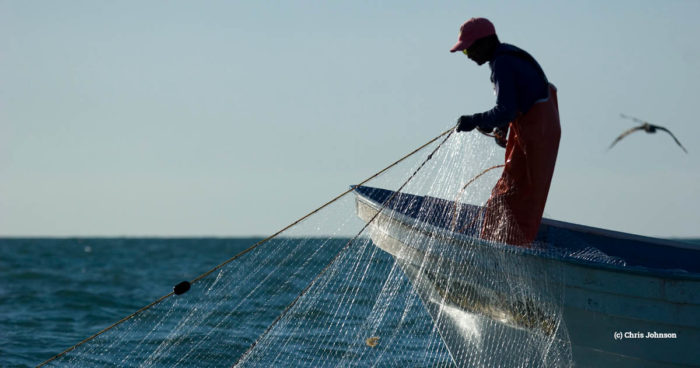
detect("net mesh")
(45, 129), (596, 367)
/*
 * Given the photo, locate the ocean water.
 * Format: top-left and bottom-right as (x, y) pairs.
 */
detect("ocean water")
(3, 237), (698, 367)
(0, 238), (450, 367)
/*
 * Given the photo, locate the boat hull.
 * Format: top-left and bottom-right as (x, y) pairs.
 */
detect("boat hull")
(355, 191), (700, 367)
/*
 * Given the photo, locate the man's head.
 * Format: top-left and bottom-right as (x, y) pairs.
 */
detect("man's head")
(450, 18), (500, 65)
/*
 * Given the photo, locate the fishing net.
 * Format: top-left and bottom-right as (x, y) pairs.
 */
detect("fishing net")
(42, 127), (577, 367)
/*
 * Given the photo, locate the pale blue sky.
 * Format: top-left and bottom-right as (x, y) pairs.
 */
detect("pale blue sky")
(2, 1), (699, 237)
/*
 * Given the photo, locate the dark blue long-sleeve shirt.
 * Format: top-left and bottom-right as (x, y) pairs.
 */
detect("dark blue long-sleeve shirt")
(471, 43), (549, 130)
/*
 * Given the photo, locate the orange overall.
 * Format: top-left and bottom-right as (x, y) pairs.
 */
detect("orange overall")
(481, 84), (560, 246)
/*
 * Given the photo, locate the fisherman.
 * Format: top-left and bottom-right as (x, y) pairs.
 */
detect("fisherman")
(450, 17), (561, 246)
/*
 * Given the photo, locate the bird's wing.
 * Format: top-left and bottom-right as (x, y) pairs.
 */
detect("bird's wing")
(609, 126), (644, 150)
(654, 125), (689, 153)
(620, 113), (646, 125)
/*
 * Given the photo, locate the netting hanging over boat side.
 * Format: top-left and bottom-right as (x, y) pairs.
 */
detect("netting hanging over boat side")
(351, 134), (573, 367)
(43, 127), (574, 367)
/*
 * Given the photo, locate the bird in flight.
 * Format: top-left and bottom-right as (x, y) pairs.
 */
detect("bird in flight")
(609, 114), (688, 153)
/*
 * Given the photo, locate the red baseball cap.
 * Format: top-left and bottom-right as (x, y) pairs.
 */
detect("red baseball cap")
(450, 18), (496, 53)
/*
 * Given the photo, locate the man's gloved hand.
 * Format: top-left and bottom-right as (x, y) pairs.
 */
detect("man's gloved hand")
(493, 125), (508, 148)
(456, 115), (477, 132)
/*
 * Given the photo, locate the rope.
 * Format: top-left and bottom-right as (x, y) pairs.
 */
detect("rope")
(232, 128), (455, 367)
(36, 126), (455, 368)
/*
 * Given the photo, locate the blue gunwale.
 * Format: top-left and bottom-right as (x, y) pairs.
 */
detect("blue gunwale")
(352, 185), (700, 278)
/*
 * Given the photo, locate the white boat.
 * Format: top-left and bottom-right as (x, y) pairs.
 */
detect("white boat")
(354, 185), (700, 367)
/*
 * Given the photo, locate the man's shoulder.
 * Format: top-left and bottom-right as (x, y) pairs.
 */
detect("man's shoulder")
(491, 44), (540, 69)
(489, 45), (522, 70)
(491, 43), (548, 84)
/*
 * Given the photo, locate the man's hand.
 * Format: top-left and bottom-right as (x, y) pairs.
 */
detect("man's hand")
(456, 115), (477, 132)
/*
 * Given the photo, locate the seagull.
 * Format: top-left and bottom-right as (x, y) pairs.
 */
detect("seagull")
(608, 114), (688, 153)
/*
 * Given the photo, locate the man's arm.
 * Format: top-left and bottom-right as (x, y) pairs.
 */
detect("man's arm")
(470, 57), (518, 130)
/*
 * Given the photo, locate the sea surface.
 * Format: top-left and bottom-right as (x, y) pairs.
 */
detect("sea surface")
(2, 237), (698, 367)
(0, 238), (452, 367)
